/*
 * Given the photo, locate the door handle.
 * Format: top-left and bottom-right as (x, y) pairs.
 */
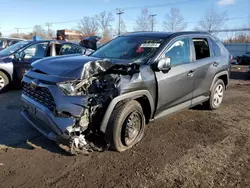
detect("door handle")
(213, 62), (219, 67)
(187, 70), (194, 77)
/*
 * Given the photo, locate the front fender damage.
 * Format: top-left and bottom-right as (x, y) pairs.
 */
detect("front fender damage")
(59, 59), (140, 155)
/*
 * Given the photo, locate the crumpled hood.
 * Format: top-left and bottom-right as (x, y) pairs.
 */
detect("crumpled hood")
(31, 54), (138, 79)
(32, 55), (101, 78)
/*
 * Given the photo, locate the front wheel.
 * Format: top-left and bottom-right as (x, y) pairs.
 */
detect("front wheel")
(106, 100), (145, 152)
(204, 79), (225, 110)
(0, 71), (9, 93)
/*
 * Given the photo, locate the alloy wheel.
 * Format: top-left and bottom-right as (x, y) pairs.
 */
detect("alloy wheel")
(0, 75), (5, 90)
(213, 84), (224, 107)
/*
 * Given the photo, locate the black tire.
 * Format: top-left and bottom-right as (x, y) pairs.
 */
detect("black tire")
(106, 100), (145, 152)
(204, 79), (225, 110)
(0, 71), (9, 93)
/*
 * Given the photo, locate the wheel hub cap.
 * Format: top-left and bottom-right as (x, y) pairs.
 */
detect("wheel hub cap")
(124, 112), (141, 146)
(213, 84), (223, 107)
(0, 76), (5, 89)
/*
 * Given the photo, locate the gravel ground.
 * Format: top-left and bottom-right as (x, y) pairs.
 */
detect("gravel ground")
(0, 69), (249, 188)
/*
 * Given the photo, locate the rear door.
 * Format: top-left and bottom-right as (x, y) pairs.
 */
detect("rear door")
(13, 42), (49, 81)
(154, 37), (196, 118)
(190, 37), (221, 103)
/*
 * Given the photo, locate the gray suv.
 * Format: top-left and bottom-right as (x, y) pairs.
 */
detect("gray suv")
(21, 32), (230, 153)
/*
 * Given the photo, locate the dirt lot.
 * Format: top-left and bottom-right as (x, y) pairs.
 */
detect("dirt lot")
(0, 68), (249, 188)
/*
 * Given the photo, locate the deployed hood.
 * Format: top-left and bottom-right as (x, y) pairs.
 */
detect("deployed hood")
(32, 54), (139, 79)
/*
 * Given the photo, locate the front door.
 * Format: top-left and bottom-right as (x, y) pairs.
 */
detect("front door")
(154, 37), (196, 118)
(13, 42), (49, 81)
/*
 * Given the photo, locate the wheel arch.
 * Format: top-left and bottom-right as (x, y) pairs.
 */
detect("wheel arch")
(0, 68), (11, 82)
(100, 90), (154, 134)
(210, 71), (229, 92)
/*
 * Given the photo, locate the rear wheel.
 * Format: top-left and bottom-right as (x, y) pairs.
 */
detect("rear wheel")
(204, 79), (225, 110)
(106, 100), (145, 152)
(0, 71), (9, 93)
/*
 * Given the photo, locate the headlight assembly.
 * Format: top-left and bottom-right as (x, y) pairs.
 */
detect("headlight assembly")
(57, 80), (87, 96)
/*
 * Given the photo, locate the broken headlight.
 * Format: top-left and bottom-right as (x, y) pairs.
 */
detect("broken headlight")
(57, 80), (86, 96)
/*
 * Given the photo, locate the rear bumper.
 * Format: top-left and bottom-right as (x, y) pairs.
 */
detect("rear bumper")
(21, 95), (76, 143)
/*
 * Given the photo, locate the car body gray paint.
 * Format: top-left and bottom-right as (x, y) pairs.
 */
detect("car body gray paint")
(100, 90), (154, 133)
(20, 31), (230, 144)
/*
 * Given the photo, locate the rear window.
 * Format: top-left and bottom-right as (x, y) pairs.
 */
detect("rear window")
(193, 38), (210, 60)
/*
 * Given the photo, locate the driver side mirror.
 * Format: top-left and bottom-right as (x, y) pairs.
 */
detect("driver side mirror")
(14, 51), (25, 61)
(152, 57), (171, 72)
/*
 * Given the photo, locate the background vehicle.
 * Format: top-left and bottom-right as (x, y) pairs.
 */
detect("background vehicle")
(0, 37), (25, 51)
(0, 40), (86, 93)
(240, 52), (250, 65)
(21, 32), (230, 153)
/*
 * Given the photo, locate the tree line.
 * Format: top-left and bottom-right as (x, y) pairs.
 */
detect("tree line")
(6, 7), (249, 43)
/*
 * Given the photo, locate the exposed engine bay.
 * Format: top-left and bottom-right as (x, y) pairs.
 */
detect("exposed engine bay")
(57, 59), (140, 155)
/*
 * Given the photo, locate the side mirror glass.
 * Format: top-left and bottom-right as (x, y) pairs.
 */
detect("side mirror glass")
(14, 52), (20, 60)
(14, 51), (25, 61)
(157, 57), (171, 72)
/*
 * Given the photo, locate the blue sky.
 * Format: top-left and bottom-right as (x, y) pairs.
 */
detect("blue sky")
(0, 0), (249, 36)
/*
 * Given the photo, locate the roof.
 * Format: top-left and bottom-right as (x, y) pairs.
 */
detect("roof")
(25, 39), (73, 44)
(0, 37), (26, 41)
(121, 31), (210, 38)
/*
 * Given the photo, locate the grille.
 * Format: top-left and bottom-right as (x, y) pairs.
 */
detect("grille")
(23, 83), (56, 111)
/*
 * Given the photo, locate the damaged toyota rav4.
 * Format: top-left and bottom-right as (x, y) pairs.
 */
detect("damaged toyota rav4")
(21, 32), (230, 154)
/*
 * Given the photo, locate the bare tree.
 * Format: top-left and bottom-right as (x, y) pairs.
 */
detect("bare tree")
(47, 29), (55, 39)
(97, 11), (114, 33)
(195, 8), (228, 33)
(77, 16), (99, 37)
(134, 9), (151, 31)
(162, 8), (187, 32)
(33, 25), (47, 38)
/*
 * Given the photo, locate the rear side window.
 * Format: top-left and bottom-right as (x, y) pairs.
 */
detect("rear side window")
(193, 38), (210, 60)
(211, 39), (221, 56)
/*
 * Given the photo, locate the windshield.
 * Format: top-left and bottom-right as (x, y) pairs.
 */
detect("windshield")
(0, 40), (3, 47)
(0, 41), (29, 56)
(91, 36), (166, 63)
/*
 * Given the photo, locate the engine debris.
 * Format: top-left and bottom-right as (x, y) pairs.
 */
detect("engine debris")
(60, 59), (140, 155)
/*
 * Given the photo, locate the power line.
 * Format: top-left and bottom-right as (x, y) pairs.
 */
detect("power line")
(120, 0), (198, 10)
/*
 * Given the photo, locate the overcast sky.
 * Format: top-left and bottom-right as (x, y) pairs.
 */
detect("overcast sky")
(0, 0), (249, 36)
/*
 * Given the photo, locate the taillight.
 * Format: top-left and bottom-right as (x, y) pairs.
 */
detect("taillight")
(229, 54), (233, 62)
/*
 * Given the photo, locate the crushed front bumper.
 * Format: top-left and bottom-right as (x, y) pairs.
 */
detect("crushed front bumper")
(21, 74), (88, 144)
(21, 95), (75, 143)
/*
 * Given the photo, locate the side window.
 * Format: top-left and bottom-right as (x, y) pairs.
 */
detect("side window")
(23, 42), (48, 59)
(165, 38), (191, 66)
(192, 38), (210, 60)
(60, 44), (84, 55)
(210, 39), (222, 56)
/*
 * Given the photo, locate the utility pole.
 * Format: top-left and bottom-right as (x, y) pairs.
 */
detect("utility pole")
(14, 27), (20, 36)
(116, 8), (124, 35)
(46, 22), (52, 33)
(150, 14), (157, 31)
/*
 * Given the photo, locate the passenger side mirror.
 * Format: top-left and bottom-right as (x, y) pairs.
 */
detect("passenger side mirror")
(157, 57), (171, 72)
